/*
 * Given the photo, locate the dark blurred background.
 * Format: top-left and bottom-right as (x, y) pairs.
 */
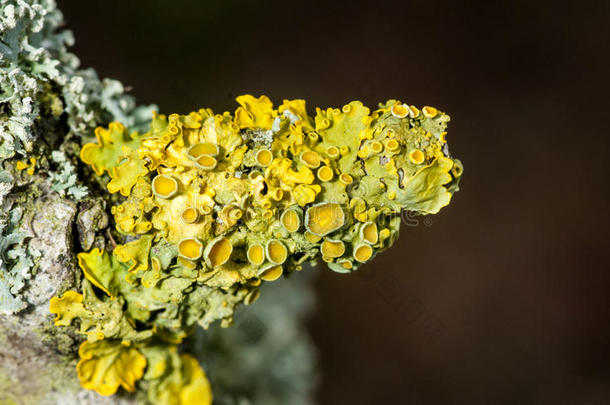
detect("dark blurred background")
(60, 1), (610, 403)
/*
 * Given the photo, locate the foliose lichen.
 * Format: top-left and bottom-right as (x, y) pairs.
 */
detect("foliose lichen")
(0, 0), (154, 314)
(48, 150), (89, 200)
(0, 206), (40, 313)
(50, 94), (462, 401)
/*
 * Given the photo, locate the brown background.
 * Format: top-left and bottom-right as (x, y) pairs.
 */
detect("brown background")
(60, 1), (610, 403)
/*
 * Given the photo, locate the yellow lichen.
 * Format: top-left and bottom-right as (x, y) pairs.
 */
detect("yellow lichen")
(247, 244), (265, 265)
(178, 238), (204, 261)
(77, 340), (147, 396)
(326, 146), (340, 159)
(305, 202), (345, 237)
(353, 244), (373, 263)
(357, 147), (370, 159)
(409, 105), (420, 118)
(114, 235), (153, 272)
(255, 149), (273, 167)
(235, 95), (276, 130)
(152, 174), (178, 198)
(173, 354), (213, 405)
(300, 150), (321, 168)
(259, 264), (283, 281)
(65, 94), (462, 401)
(360, 221), (379, 245)
(321, 239), (345, 258)
(187, 142), (219, 159)
(316, 165), (334, 182)
(409, 149), (425, 165)
(195, 155), (218, 170)
(304, 231), (322, 243)
(146, 351), (212, 405)
(338, 259), (353, 270)
(16, 157), (37, 175)
(293, 184), (320, 206)
(77, 248), (121, 297)
(280, 209), (301, 232)
(266, 240), (288, 264)
(204, 237), (233, 267)
(15, 160), (28, 171)
(379, 228), (391, 240)
(339, 173), (353, 185)
(180, 207), (199, 224)
(80, 122), (143, 177)
(49, 291), (87, 326)
(422, 106), (438, 118)
(107, 157), (149, 196)
(371, 141), (383, 154)
(391, 103), (409, 118)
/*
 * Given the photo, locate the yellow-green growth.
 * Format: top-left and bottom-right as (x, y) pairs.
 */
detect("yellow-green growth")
(51, 95), (462, 401)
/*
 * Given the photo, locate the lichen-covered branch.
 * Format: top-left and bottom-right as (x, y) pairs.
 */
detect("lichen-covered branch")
(0, 1), (461, 404)
(0, 0), (153, 314)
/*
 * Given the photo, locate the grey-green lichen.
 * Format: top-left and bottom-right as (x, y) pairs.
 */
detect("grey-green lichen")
(0, 0), (152, 158)
(0, 0), (154, 313)
(0, 206), (40, 313)
(48, 150), (89, 200)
